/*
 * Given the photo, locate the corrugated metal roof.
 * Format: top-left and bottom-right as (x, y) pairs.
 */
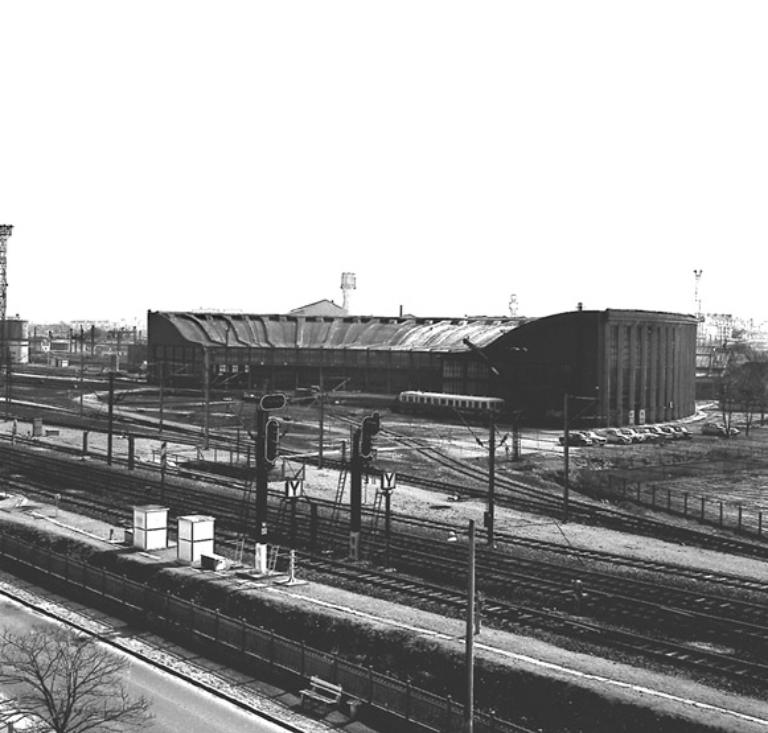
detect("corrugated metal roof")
(153, 312), (527, 352)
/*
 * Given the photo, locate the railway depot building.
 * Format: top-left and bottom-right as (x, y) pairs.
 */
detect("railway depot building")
(147, 308), (697, 427)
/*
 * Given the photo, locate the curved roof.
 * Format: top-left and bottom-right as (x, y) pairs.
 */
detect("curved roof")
(150, 312), (529, 353)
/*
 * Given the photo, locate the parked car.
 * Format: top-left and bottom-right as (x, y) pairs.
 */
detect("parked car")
(583, 430), (608, 446)
(602, 428), (633, 445)
(658, 425), (682, 440)
(618, 427), (645, 443)
(669, 425), (693, 439)
(559, 431), (592, 446)
(701, 422), (740, 437)
(635, 426), (663, 443)
(646, 425), (671, 441)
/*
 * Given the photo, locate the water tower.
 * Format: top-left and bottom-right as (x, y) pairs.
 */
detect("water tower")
(340, 272), (356, 313)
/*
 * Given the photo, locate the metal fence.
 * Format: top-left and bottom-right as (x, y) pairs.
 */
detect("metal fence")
(590, 474), (768, 539)
(0, 534), (527, 733)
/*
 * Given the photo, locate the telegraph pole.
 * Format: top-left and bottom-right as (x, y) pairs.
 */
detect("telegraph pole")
(202, 347), (210, 450)
(158, 361), (165, 433)
(254, 406), (268, 573)
(464, 519), (476, 733)
(318, 369), (325, 469)
(486, 412), (496, 546)
(107, 372), (115, 466)
(563, 393), (570, 523)
(79, 351), (85, 416)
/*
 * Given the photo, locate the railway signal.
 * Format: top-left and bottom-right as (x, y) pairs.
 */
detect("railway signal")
(265, 417), (280, 467)
(260, 392), (286, 411)
(360, 412), (380, 459)
(253, 394), (285, 574)
(350, 412), (382, 561)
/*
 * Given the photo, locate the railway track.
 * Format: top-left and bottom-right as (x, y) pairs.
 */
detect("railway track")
(19, 398), (768, 561)
(4, 444), (768, 693)
(323, 416), (768, 560)
(293, 556), (768, 692)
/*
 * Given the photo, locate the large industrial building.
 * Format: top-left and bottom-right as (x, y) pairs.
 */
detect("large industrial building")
(147, 308), (697, 427)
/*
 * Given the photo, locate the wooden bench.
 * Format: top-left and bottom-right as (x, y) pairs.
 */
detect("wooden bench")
(299, 676), (343, 711)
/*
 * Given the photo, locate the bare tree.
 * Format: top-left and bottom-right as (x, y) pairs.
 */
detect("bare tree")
(718, 347), (768, 436)
(0, 626), (152, 733)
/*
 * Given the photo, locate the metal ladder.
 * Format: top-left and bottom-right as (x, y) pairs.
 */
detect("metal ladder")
(369, 485), (385, 536)
(235, 478), (255, 565)
(330, 467), (348, 528)
(365, 485), (387, 562)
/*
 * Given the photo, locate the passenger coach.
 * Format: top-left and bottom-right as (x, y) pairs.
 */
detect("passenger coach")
(396, 390), (504, 418)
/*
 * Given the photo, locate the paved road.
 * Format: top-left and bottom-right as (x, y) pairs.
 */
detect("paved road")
(0, 597), (294, 733)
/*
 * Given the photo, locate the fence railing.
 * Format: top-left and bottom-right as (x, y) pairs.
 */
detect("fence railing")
(0, 534), (527, 733)
(588, 474), (768, 540)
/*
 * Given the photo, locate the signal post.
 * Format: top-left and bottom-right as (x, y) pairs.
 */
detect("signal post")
(349, 412), (380, 561)
(254, 393), (284, 573)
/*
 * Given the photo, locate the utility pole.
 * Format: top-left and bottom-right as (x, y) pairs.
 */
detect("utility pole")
(563, 393), (570, 523)
(202, 347), (210, 450)
(486, 412), (496, 546)
(159, 441), (167, 501)
(79, 352), (85, 416)
(318, 369), (325, 469)
(158, 361), (165, 433)
(254, 405), (269, 573)
(107, 372), (115, 466)
(463, 338), (502, 546)
(464, 519), (476, 733)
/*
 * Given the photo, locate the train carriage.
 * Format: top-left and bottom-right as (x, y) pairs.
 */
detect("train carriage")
(396, 390), (504, 420)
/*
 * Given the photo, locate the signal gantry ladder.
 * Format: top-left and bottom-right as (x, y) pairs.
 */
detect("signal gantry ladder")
(235, 477), (256, 565)
(365, 478), (388, 561)
(330, 464), (348, 530)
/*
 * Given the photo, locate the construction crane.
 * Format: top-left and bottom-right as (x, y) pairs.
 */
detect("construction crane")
(0, 225), (11, 324)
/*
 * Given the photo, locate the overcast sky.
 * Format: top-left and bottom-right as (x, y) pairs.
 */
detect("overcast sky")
(2, 2), (767, 325)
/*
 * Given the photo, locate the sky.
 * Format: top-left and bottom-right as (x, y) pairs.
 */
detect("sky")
(2, 2), (767, 326)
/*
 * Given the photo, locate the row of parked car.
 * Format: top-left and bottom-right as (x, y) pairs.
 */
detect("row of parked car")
(559, 424), (694, 447)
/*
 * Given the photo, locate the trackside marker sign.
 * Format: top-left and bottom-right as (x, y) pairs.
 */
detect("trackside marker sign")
(380, 472), (397, 493)
(285, 478), (303, 499)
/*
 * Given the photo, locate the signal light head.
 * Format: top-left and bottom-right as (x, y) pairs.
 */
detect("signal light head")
(265, 417), (280, 466)
(360, 412), (381, 459)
